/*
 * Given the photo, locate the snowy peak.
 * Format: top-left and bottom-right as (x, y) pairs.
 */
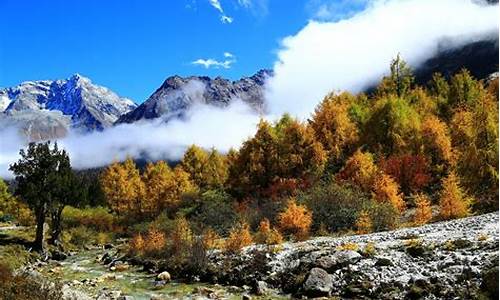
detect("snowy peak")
(0, 74), (137, 140)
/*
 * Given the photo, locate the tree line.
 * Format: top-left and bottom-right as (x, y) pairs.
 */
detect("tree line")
(3, 56), (498, 253)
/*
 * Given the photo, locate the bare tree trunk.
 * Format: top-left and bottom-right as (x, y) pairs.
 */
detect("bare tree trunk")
(49, 206), (64, 248)
(34, 205), (46, 252)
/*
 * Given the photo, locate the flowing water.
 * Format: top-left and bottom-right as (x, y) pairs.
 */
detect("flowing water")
(38, 248), (287, 299)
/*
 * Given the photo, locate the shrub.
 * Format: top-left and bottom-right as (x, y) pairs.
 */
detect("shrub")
(355, 211), (373, 234)
(413, 194), (433, 225)
(439, 172), (472, 220)
(362, 242), (377, 257)
(336, 242), (359, 251)
(366, 202), (399, 231)
(62, 206), (116, 232)
(129, 233), (146, 256)
(254, 218), (283, 245)
(225, 222), (253, 253)
(189, 190), (238, 235)
(201, 228), (222, 250)
(277, 199), (312, 241)
(0, 262), (64, 300)
(64, 226), (95, 248)
(144, 227), (166, 257)
(300, 180), (371, 232)
(169, 217), (193, 256)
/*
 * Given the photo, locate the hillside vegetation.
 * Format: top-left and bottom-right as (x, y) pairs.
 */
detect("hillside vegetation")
(0, 57), (498, 294)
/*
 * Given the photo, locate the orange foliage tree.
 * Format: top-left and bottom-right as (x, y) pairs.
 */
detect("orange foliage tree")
(380, 154), (431, 195)
(372, 173), (406, 213)
(277, 199), (312, 241)
(337, 149), (378, 192)
(310, 92), (359, 164)
(254, 218), (283, 245)
(224, 222), (253, 253)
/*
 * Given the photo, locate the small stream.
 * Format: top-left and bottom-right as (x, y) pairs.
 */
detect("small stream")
(38, 248), (286, 299)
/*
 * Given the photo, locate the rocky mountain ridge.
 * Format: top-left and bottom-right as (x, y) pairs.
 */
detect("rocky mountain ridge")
(116, 69), (272, 124)
(0, 74), (136, 140)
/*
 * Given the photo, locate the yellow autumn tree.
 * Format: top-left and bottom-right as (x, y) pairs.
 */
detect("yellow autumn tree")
(141, 161), (174, 216)
(372, 173), (406, 213)
(277, 198), (312, 241)
(439, 172), (472, 220)
(100, 158), (145, 217)
(225, 222), (253, 253)
(181, 145), (208, 188)
(421, 115), (455, 172)
(355, 211), (373, 234)
(337, 149), (378, 192)
(310, 92), (359, 163)
(254, 218), (283, 245)
(204, 148), (229, 189)
(413, 194), (433, 225)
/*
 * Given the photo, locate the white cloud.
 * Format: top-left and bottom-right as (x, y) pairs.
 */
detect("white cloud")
(221, 15), (233, 23)
(209, 0), (233, 24)
(265, 0), (499, 119)
(0, 90), (260, 178)
(192, 52), (236, 69)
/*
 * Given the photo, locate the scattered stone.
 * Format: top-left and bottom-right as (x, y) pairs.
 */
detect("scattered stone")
(480, 265), (499, 299)
(302, 267), (333, 297)
(114, 262), (130, 272)
(254, 280), (269, 295)
(375, 257), (394, 267)
(50, 250), (67, 261)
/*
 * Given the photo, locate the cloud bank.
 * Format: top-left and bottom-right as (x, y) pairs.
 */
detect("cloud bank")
(265, 0), (499, 119)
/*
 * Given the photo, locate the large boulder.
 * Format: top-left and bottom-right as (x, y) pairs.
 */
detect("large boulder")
(316, 250), (362, 271)
(302, 267), (333, 297)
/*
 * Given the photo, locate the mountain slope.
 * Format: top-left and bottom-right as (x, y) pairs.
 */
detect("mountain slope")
(117, 69), (272, 124)
(414, 38), (499, 84)
(0, 74), (136, 140)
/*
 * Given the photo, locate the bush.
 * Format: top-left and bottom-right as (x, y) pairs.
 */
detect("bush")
(277, 198), (312, 241)
(367, 202), (399, 231)
(225, 222), (253, 253)
(254, 218), (283, 245)
(355, 211), (372, 234)
(0, 262), (64, 300)
(189, 190), (238, 235)
(62, 206), (116, 232)
(299, 180), (371, 232)
(64, 226), (96, 248)
(201, 228), (222, 250)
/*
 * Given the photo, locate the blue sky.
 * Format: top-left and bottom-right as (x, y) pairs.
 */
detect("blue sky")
(0, 0), (365, 103)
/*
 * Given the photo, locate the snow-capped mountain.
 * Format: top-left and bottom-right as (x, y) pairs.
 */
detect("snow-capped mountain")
(0, 74), (136, 140)
(116, 69), (272, 124)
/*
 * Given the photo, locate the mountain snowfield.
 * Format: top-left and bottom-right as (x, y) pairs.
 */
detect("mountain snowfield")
(0, 74), (136, 140)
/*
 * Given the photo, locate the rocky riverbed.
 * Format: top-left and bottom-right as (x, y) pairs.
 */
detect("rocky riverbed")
(27, 212), (499, 299)
(202, 212), (499, 299)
